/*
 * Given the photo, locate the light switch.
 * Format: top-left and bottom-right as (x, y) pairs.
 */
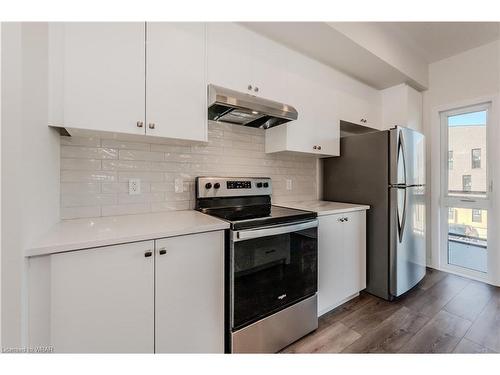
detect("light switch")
(286, 179), (293, 191)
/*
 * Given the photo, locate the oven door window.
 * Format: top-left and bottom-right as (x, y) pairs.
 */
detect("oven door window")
(232, 227), (317, 330)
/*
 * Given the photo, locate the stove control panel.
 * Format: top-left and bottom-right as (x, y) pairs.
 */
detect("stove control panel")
(227, 180), (251, 189)
(196, 177), (272, 198)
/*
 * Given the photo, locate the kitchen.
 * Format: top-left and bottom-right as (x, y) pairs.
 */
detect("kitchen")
(2, 3), (500, 371)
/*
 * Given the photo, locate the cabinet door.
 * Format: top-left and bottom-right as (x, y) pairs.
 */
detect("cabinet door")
(52, 22), (146, 135)
(266, 74), (339, 157)
(146, 23), (207, 141)
(155, 231), (224, 353)
(317, 211), (366, 316)
(207, 23), (255, 94)
(50, 241), (155, 353)
(339, 211), (367, 297)
(337, 90), (381, 129)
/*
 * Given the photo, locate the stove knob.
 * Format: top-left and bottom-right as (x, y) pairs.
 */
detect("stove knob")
(263, 182), (269, 188)
(205, 182), (212, 189)
(256, 182), (263, 188)
(214, 182), (220, 189)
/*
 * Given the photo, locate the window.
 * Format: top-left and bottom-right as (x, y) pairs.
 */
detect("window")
(472, 209), (482, 223)
(472, 148), (481, 169)
(441, 103), (490, 276)
(462, 175), (472, 192)
(446, 109), (487, 198)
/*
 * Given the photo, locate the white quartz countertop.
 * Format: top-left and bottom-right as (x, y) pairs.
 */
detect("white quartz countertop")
(276, 200), (370, 216)
(26, 210), (229, 257)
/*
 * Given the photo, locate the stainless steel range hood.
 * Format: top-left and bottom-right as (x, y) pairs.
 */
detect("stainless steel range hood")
(207, 84), (298, 129)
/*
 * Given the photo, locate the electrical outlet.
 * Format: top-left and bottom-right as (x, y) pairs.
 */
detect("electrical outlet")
(174, 178), (184, 193)
(128, 178), (141, 195)
(286, 179), (293, 191)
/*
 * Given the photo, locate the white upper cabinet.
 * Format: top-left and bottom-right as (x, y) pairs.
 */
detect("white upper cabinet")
(207, 23), (287, 102)
(49, 22), (146, 135)
(146, 23), (207, 141)
(266, 63), (340, 157)
(49, 22), (208, 142)
(337, 89), (382, 129)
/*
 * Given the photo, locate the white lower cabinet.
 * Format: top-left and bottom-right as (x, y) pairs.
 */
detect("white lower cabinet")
(50, 241), (155, 353)
(155, 231), (224, 353)
(318, 210), (367, 316)
(48, 231), (224, 353)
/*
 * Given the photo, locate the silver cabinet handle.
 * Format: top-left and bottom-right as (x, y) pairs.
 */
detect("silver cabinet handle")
(338, 217), (349, 222)
(148, 123), (155, 129)
(313, 145), (318, 150)
(137, 121), (144, 128)
(248, 84), (253, 91)
(254, 87), (259, 92)
(317, 145), (322, 150)
(159, 248), (167, 255)
(144, 250), (152, 257)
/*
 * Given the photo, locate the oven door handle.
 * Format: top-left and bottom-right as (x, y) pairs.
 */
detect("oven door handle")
(233, 219), (318, 242)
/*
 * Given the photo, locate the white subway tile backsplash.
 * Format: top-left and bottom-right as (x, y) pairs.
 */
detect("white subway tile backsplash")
(101, 138), (151, 151)
(101, 203), (151, 217)
(118, 171), (164, 182)
(61, 146), (118, 160)
(59, 122), (318, 219)
(61, 182), (101, 194)
(61, 170), (117, 182)
(62, 193), (117, 207)
(101, 182), (151, 194)
(119, 149), (164, 161)
(102, 160), (152, 170)
(118, 192), (165, 204)
(61, 136), (101, 147)
(61, 158), (102, 171)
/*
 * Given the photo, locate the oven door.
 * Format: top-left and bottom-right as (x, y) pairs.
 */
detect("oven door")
(230, 219), (318, 330)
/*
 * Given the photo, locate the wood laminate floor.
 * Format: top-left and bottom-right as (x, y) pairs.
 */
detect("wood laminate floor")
(281, 268), (500, 353)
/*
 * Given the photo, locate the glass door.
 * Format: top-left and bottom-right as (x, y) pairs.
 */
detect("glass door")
(441, 103), (491, 276)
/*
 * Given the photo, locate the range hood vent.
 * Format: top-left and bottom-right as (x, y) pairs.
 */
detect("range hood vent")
(207, 84), (298, 129)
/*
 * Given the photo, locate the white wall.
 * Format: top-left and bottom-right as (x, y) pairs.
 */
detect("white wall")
(423, 40), (500, 285)
(1, 23), (60, 348)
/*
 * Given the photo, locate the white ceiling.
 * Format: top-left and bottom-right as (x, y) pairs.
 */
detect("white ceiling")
(242, 22), (500, 91)
(374, 22), (500, 63)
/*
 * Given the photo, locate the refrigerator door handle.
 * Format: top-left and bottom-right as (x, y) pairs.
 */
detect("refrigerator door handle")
(398, 128), (407, 186)
(397, 187), (407, 243)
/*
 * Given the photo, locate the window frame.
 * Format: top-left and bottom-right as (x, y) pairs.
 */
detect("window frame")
(440, 102), (491, 204)
(439, 101), (491, 280)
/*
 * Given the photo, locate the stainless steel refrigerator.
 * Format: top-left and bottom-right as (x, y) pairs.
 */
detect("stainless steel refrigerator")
(323, 126), (426, 300)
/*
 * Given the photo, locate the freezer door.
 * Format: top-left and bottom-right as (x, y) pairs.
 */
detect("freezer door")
(389, 185), (426, 297)
(390, 127), (425, 186)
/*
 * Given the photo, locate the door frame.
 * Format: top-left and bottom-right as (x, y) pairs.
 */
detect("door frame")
(438, 101), (493, 281)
